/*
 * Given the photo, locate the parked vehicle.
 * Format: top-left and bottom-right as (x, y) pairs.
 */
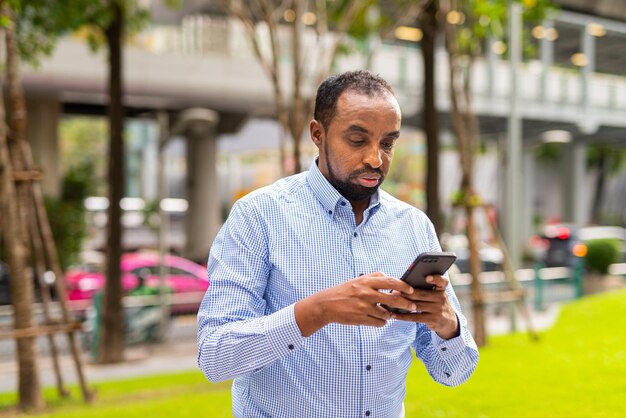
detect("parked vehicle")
(65, 252), (209, 315)
(0, 262), (10, 306)
(530, 224), (626, 268)
(0, 261), (55, 306)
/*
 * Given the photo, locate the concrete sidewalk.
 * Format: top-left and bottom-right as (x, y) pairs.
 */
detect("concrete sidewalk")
(0, 305), (562, 394)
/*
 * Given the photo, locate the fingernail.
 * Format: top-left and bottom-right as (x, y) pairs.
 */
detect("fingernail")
(426, 275), (433, 283)
(411, 304), (417, 311)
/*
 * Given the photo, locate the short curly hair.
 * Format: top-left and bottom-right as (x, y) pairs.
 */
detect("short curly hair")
(313, 70), (395, 131)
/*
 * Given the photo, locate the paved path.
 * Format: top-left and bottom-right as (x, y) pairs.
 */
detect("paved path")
(0, 305), (562, 394)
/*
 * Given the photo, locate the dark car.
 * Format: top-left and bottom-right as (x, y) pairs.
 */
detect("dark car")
(0, 261), (55, 306)
(540, 224), (580, 267)
(534, 224), (626, 267)
(0, 261), (10, 305)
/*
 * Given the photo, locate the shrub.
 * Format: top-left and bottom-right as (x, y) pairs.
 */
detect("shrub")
(584, 238), (621, 274)
(45, 161), (95, 270)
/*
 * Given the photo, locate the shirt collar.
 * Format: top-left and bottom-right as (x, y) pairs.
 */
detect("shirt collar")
(306, 158), (381, 217)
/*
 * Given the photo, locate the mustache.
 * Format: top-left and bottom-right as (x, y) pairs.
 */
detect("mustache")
(350, 167), (384, 178)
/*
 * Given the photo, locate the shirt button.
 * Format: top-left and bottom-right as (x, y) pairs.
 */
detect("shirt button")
(288, 344), (294, 350)
(353, 232), (357, 237)
(365, 411), (371, 416)
(445, 372), (451, 377)
(441, 347), (447, 351)
(328, 210), (332, 215)
(340, 201), (346, 206)
(366, 365), (372, 371)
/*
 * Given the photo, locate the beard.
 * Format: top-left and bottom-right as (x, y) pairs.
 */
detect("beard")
(324, 148), (385, 202)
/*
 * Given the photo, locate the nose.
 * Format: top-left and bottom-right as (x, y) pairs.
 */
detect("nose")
(363, 144), (383, 169)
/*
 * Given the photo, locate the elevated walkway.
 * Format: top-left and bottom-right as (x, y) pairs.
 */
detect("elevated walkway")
(20, 15), (626, 145)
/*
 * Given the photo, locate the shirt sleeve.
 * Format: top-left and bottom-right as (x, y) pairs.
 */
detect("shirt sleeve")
(197, 199), (306, 383)
(411, 219), (480, 386)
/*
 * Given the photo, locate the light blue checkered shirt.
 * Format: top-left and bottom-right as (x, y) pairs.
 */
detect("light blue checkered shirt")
(198, 159), (479, 418)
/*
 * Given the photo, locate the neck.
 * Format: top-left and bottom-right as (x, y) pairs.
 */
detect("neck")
(350, 198), (369, 225)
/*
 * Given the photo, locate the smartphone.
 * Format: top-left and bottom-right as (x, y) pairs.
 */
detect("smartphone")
(384, 251), (457, 314)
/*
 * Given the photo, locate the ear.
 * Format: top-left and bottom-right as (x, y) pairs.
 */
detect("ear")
(310, 119), (324, 146)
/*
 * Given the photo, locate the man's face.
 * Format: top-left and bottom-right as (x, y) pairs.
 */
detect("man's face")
(311, 90), (401, 203)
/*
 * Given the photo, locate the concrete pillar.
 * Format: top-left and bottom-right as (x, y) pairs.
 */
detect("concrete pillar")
(504, 2), (523, 271)
(580, 25), (595, 113)
(176, 109), (220, 262)
(563, 140), (587, 225)
(522, 150), (535, 242)
(26, 97), (61, 198)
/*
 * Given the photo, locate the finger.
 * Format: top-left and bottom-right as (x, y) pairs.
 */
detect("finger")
(425, 274), (449, 291)
(391, 311), (426, 323)
(367, 276), (414, 294)
(377, 293), (417, 313)
(359, 303), (392, 324)
(407, 288), (444, 302)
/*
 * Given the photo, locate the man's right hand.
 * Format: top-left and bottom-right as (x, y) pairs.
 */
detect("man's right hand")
(294, 272), (416, 337)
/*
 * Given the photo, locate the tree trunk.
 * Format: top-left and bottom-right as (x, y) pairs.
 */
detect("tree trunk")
(99, 1), (125, 363)
(290, 0), (303, 174)
(463, 181), (486, 346)
(421, 0), (442, 235)
(441, 0), (486, 346)
(590, 151), (607, 224)
(2, 6), (44, 410)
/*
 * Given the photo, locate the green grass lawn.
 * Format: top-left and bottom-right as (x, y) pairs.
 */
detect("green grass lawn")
(1, 289), (625, 417)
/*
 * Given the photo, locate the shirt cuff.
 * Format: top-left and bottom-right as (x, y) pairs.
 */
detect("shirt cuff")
(264, 303), (306, 357)
(431, 324), (472, 357)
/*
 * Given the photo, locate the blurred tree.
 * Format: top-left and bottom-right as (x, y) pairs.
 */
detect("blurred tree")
(2, 0), (182, 409)
(219, 0), (422, 174)
(45, 161), (96, 270)
(49, 0), (177, 365)
(420, 0), (443, 235)
(219, 0), (359, 174)
(9, 0), (178, 367)
(440, 0), (555, 346)
(587, 145), (626, 224)
(59, 117), (108, 196)
(0, 1), (46, 410)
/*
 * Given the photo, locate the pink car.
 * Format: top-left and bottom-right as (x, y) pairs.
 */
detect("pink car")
(65, 252), (209, 315)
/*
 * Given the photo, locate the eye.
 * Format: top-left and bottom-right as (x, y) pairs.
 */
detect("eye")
(381, 141), (395, 151)
(348, 138), (366, 146)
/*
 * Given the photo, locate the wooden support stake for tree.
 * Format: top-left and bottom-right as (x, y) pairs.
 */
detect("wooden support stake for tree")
(27, 213), (69, 398)
(18, 136), (94, 402)
(0, 123), (44, 411)
(482, 204), (539, 340)
(0, 3), (93, 404)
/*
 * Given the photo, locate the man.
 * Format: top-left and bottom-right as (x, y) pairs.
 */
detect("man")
(198, 70), (479, 417)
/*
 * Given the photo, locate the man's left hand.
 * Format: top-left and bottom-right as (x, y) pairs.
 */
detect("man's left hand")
(390, 274), (459, 340)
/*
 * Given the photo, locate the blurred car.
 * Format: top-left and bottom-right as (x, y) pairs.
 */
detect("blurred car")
(0, 261), (10, 305)
(65, 252), (209, 315)
(530, 224), (626, 267)
(0, 261), (56, 306)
